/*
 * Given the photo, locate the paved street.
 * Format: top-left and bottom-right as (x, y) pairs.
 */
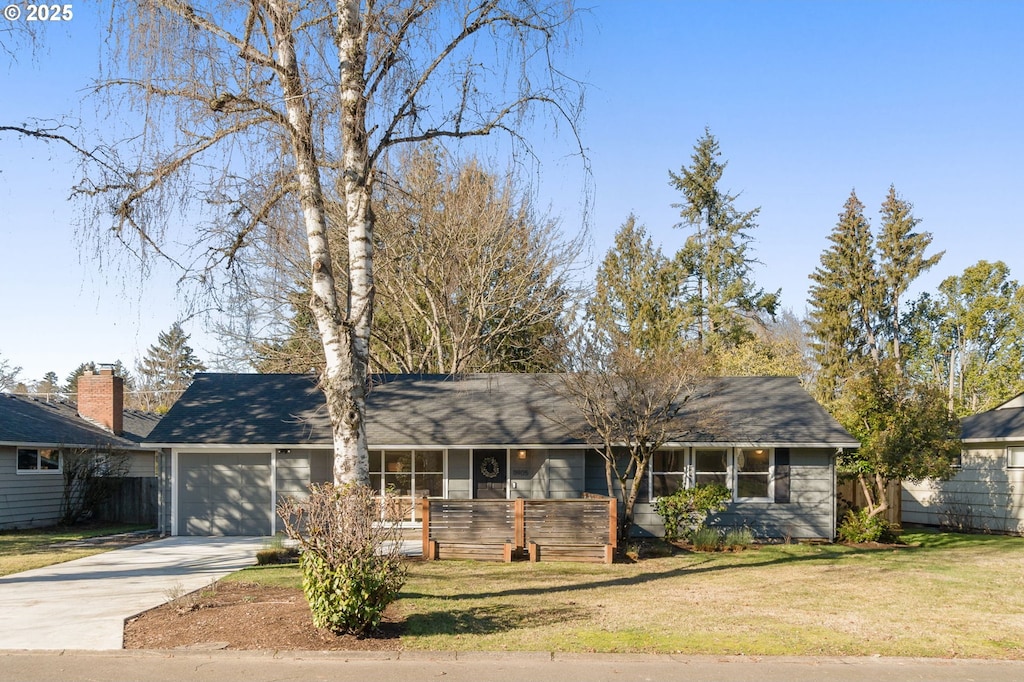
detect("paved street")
(2, 650), (1023, 682)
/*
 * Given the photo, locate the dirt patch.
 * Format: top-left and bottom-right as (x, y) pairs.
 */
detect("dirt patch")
(123, 581), (402, 651)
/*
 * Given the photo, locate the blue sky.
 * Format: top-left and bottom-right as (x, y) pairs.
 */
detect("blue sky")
(1, 1), (1022, 384)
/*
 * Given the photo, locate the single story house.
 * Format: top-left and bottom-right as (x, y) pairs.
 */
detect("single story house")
(0, 368), (161, 529)
(903, 393), (1024, 534)
(147, 372), (858, 539)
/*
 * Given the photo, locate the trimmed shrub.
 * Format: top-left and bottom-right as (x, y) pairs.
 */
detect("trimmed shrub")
(837, 508), (897, 544)
(278, 482), (406, 635)
(653, 483), (731, 541)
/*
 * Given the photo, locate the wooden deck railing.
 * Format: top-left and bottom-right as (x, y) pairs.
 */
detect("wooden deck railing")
(421, 497), (617, 563)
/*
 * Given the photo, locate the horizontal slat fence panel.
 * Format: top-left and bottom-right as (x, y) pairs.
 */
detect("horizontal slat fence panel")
(523, 498), (616, 564)
(422, 497), (617, 564)
(422, 499), (519, 562)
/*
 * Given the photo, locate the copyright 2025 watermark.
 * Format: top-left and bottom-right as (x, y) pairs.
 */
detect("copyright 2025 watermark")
(4, 4), (74, 22)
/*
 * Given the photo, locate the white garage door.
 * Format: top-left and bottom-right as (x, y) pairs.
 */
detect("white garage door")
(178, 452), (273, 536)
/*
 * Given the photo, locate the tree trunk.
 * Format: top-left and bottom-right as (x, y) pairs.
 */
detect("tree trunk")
(603, 445), (615, 499)
(271, 0), (369, 486)
(858, 471), (890, 520)
(333, 0), (373, 485)
(621, 455), (649, 543)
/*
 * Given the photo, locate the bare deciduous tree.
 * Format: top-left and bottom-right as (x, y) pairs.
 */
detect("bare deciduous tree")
(0, 353), (21, 392)
(558, 329), (712, 542)
(373, 144), (582, 373)
(82, 1), (584, 485)
(60, 447), (131, 525)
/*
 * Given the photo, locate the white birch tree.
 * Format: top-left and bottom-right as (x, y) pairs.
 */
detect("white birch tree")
(80, 1), (583, 485)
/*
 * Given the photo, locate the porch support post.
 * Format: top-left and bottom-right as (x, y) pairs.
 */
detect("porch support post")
(514, 498), (525, 549)
(421, 497), (434, 560)
(608, 497), (618, 549)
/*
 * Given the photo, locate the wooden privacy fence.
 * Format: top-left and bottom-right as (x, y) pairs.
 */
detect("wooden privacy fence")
(97, 477), (158, 526)
(421, 497), (617, 564)
(837, 478), (902, 527)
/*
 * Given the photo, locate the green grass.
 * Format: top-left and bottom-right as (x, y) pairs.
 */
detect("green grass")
(0, 524), (151, 576)
(227, 529), (1024, 658)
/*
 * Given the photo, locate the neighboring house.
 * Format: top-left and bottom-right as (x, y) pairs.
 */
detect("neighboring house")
(903, 393), (1024, 535)
(147, 373), (858, 539)
(0, 368), (161, 530)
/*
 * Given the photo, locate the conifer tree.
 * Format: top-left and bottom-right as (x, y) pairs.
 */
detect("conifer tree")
(669, 128), (778, 348)
(64, 362), (97, 400)
(34, 371), (61, 399)
(807, 188), (956, 524)
(876, 186), (943, 370)
(136, 323), (206, 412)
(591, 216), (685, 356)
(807, 190), (878, 401)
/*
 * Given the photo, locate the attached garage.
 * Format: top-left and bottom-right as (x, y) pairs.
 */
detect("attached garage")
(177, 452), (273, 536)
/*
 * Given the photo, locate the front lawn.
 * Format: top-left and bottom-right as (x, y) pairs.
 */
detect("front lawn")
(0, 524), (152, 576)
(226, 530), (1024, 658)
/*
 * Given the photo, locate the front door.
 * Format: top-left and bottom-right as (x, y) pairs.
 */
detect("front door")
(473, 449), (508, 499)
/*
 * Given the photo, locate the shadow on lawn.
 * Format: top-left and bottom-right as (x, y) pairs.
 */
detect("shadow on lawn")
(401, 542), (924, 603)
(403, 603), (585, 638)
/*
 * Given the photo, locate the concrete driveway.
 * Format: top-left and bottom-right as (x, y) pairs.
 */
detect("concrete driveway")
(0, 536), (263, 650)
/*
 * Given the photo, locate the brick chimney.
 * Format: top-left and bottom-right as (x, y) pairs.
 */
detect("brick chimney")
(78, 367), (124, 435)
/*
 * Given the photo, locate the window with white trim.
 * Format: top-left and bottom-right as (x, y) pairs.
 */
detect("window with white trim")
(650, 447), (781, 503)
(369, 449), (445, 521)
(694, 449), (728, 487)
(1008, 447), (1024, 469)
(17, 448), (61, 472)
(651, 449), (688, 498)
(735, 448), (772, 500)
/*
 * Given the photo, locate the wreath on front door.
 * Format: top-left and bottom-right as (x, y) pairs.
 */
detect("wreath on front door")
(480, 456), (500, 479)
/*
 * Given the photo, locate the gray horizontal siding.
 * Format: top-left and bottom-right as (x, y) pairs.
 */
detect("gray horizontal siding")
(546, 449), (584, 499)
(124, 452), (158, 478)
(158, 450), (172, 534)
(510, 449), (545, 499)
(902, 444), (1024, 534)
(0, 446), (157, 531)
(633, 449), (836, 540)
(0, 446), (64, 529)
(276, 450), (313, 501)
(447, 449), (471, 499)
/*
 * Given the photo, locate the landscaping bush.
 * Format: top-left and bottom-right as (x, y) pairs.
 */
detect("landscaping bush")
(837, 508), (898, 544)
(723, 527), (755, 550)
(278, 483), (406, 635)
(653, 483), (731, 540)
(691, 526), (722, 552)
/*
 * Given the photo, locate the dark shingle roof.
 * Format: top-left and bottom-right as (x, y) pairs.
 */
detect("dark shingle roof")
(0, 393), (160, 448)
(961, 407), (1024, 442)
(145, 373), (858, 448)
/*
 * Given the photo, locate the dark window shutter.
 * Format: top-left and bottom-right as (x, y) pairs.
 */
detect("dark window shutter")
(774, 448), (791, 504)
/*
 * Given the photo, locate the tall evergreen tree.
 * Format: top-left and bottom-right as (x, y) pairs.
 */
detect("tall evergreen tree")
(669, 128), (779, 348)
(136, 323), (206, 412)
(591, 216), (685, 356)
(876, 186), (943, 370)
(807, 190), (878, 401)
(807, 188), (956, 522)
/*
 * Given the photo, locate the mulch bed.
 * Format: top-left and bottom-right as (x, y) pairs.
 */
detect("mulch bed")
(123, 581), (403, 651)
